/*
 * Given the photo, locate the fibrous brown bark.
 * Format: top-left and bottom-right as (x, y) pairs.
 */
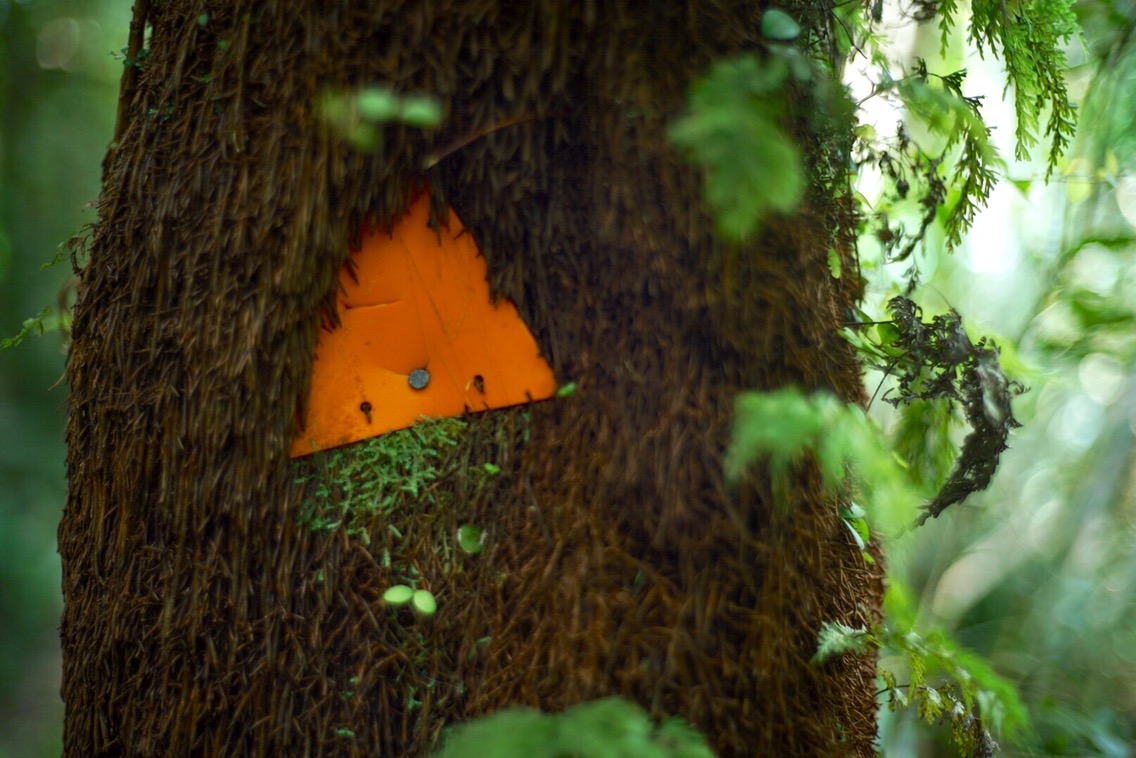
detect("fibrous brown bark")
(61, 2), (883, 756)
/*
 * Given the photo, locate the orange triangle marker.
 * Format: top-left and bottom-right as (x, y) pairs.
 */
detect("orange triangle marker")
(291, 193), (558, 458)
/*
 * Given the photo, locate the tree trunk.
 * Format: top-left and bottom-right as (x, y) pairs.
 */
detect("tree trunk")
(61, 2), (883, 755)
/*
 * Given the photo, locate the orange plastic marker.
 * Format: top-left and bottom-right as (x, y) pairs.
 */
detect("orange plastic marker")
(291, 193), (557, 457)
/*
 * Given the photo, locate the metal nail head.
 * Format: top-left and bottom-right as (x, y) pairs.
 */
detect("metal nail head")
(408, 368), (430, 390)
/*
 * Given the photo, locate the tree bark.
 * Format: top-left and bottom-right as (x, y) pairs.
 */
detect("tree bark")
(61, 2), (883, 755)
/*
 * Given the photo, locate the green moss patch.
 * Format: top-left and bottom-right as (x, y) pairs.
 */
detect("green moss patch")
(294, 417), (468, 542)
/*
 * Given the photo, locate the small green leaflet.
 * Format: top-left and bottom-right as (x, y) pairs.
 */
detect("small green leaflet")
(412, 589), (437, 616)
(761, 9), (801, 40)
(811, 621), (874, 664)
(457, 523), (484, 555)
(382, 584), (414, 606)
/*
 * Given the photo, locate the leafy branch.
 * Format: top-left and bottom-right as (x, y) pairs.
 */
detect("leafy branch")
(0, 307), (69, 352)
(813, 585), (1030, 756)
(725, 387), (922, 532)
(856, 60), (1001, 267)
(956, 0), (1078, 173)
(669, 54), (805, 243)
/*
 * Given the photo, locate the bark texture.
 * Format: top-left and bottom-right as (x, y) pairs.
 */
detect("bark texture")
(61, 1), (883, 755)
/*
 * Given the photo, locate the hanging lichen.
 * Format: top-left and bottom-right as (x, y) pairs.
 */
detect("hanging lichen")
(881, 296), (1025, 525)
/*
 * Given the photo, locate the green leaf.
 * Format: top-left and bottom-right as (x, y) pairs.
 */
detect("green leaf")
(433, 708), (555, 758)
(346, 124), (380, 151)
(1, 307), (62, 351)
(556, 382), (577, 398)
(1009, 178), (1032, 195)
(412, 589), (437, 616)
(966, 0), (1077, 172)
(457, 524), (484, 555)
(841, 516), (869, 550)
(382, 584), (414, 607)
(876, 321), (901, 348)
(433, 697), (716, 758)
(880, 582), (1032, 746)
(670, 55), (803, 242)
(356, 87), (400, 121)
(319, 88), (442, 153)
(399, 96), (443, 128)
(827, 248), (842, 279)
(554, 698), (716, 756)
(762, 9), (801, 40)
(894, 75), (1001, 250)
(724, 387), (926, 532)
(555, 698), (654, 755)
(812, 621), (874, 664)
(724, 388), (827, 487)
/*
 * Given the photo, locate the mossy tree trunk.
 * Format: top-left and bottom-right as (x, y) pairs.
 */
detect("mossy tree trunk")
(61, 2), (884, 756)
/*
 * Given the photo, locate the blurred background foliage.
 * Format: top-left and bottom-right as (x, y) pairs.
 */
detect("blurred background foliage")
(857, 0), (1136, 752)
(0, 1), (128, 755)
(0, 1), (1133, 756)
